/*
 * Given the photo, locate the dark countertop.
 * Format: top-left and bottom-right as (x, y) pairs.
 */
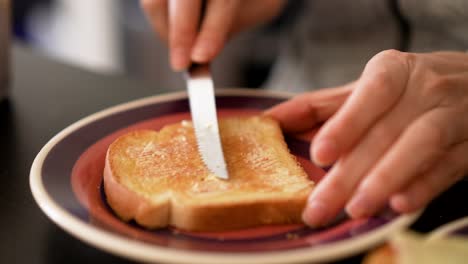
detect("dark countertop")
(0, 44), (466, 264)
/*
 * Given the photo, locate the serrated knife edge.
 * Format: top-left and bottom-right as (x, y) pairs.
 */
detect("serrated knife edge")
(184, 64), (229, 179)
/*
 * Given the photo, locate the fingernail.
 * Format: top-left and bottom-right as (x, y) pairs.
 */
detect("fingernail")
(191, 43), (210, 62)
(302, 200), (329, 227)
(346, 193), (373, 218)
(312, 139), (338, 166)
(390, 194), (411, 213)
(171, 47), (189, 71)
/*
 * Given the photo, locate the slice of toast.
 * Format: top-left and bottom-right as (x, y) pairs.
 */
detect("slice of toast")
(103, 116), (314, 231)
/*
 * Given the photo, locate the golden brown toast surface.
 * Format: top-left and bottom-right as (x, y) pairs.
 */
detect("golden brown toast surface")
(104, 116), (314, 230)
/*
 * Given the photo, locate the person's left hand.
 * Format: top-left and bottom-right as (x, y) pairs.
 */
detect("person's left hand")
(266, 50), (468, 227)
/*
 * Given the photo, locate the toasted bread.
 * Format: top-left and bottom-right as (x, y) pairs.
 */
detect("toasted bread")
(103, 116), (314, 231)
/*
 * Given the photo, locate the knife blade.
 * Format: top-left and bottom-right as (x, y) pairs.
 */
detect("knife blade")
(184, 64), (229, 179)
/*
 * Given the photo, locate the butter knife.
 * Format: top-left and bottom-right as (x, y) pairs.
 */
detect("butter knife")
(184, 64), (229, 179)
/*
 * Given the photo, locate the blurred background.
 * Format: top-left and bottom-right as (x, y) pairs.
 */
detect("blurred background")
(13, 0), (302, 91)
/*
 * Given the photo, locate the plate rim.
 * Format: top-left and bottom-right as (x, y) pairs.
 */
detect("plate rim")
(30, 88), (422, 264)
(428, 216), (468, 241)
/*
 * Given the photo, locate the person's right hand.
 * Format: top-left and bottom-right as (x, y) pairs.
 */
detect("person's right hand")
(141, 0), (285, 71)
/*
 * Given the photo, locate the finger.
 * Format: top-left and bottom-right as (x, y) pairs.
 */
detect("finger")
(346, 107), (463, 219)
(302, 160), (354, 227)
(390, 140), (468, 213)
(303, 89), (421, 227)
(191, 0), (240, 63)
(141, 0), (169, 42)
(311, 50), (410, 166)
(264, 84), (353, 133)
(168, 0), (201, 71)
(232, 0), (286, 34)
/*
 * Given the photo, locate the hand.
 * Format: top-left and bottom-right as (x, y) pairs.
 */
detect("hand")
(141, 0), (285, 71)
(267, 50), (468, 227)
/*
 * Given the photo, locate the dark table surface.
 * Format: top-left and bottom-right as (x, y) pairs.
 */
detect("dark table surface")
(0, 44), (467, 264)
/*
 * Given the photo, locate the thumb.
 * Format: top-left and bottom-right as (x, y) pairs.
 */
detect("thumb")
(264, 84), (354, 133)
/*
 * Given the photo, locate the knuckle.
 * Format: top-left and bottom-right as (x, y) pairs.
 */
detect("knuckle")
(365, 73), (396, 98)
(363, 51), (412, 95)
(372, 50), (405, 67)
(433, 76), (455, 91)
(375, 49), (407, 62)
(368, 49), (412, 76)
(367, 72), (391, 89)
(418, 119), (447, 148)
(423, 75), (456, 103)
(379, 49), (401, 58)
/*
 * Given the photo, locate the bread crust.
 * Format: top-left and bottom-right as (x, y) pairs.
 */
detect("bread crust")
(170, 193), (309, 231)
(103, 117), (313, 231)
(104, 148), (170, 229)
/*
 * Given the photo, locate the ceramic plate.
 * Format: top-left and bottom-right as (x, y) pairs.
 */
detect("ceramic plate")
(30, 89), (420, 264)
(428, 216), (468, 241)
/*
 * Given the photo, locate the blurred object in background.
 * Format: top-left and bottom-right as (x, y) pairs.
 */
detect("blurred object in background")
(236, 0), (304, 89)
(27, 0), (122, 74)
(117, 1), (182, 91)
(119, 0), (266, 91)
(0, 0), (10, 101)
(12, 1), (301, 91)
(13, 0), (49, 41)
(118, 0), (302, 90)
